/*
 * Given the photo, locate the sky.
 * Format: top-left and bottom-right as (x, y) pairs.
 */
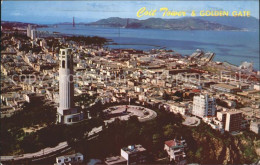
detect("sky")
(1, 1), (259, 24)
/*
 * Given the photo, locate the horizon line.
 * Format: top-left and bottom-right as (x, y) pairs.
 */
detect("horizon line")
(2, 15), (259, 25)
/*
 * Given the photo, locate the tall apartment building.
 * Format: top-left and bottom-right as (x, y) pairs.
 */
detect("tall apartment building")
(225, 111), (242, 132)
(26, 24), (37, 40)
(27, 24), (32, 38)
(192, 94), (216, 117)
(31, 29), (37, 40)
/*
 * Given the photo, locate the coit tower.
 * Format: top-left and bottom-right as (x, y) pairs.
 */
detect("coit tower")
(57, 48), (83, 124)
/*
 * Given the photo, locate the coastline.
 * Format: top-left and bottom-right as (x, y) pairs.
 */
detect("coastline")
(37, 27), (259, 71)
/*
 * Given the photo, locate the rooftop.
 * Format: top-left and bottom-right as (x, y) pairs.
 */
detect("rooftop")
(212, 83), (239, 90)
(165, 140), (176, 148)
(121, 144), (146, 154)
(165, 139), (186, 149)
(105, 156), (126, 165)
(226, 110), (242, 115)
(56, 152), (83, 159)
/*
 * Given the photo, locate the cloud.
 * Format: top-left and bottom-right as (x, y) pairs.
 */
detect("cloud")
(206, 5), (224, 11)
(11, 12), (22, 16)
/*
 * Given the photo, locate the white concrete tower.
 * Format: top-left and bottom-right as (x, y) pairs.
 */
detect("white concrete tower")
(57, 48), (83, 124)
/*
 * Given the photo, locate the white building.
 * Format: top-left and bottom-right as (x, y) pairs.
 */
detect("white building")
(254, 84), (260, 91)
(27, 24), (32, 37)
(168, 102), (188, 116)
(31, 29), (37, 40)
(164, 139), (187, 163)
(17, 41), (22, 50)
(121, 145), (147, 165)
(192, 94), (216, 118)
(40, 39), (48, 48)
(55, 153), (83, 165)
(57, 48), (83, 124)
(250, 122), (260, 134)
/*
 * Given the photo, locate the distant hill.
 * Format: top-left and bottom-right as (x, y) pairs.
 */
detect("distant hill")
(1, 21), (47, 29)
(87, 17), (244, 31)
(197, 16), (259, 30)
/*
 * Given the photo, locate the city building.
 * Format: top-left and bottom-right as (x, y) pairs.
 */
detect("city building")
(164, 139), (187, 163)
(250, 122), (260, 134)
(55, 153), (84, 165)
(254, 84), (260, 90)
(225, 111), (242, 132)
(40, 39), (48, 48)
(120, 144), (147, 165)
(217, 111), (227, 129)
(192, 94), (216, 118)
(105, 156), (127, 165)
(31, 29), (37, 40)
(105, 144), (147, 165)
(211, 83), (240, 94)
(57, 48), (83, 124)
(168, 101), (188, 116)
(27, 24), (32, 38)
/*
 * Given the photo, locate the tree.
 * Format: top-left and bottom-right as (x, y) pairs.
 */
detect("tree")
(152, 133), (161, 145)
(162, 91), (171, 101)
(163, 124), (174, 138)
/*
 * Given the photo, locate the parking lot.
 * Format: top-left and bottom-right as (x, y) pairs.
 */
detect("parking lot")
(103, 105), (157, 123)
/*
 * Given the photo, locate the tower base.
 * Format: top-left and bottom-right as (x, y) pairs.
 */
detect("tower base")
(57, 108), (84, 125)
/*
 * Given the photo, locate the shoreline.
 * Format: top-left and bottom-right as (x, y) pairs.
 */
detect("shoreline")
(36, 28), (259, 71)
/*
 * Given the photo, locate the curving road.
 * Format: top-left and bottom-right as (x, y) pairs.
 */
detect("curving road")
(1, 105), (157, 162)
(0, 142), (69, 162)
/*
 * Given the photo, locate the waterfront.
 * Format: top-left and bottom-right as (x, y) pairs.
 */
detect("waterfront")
(39, 25), (259, 70)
